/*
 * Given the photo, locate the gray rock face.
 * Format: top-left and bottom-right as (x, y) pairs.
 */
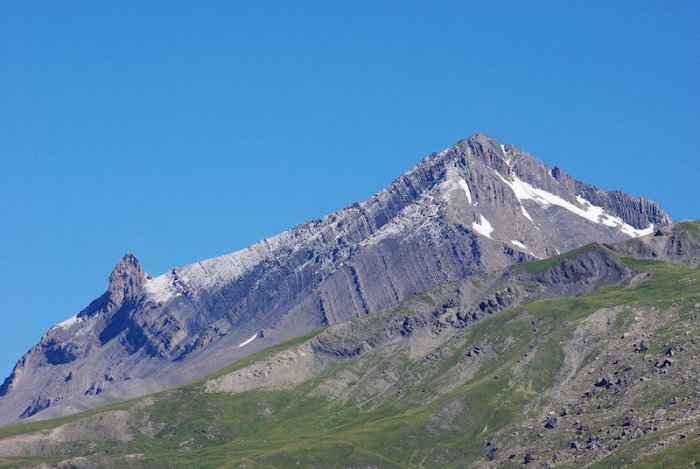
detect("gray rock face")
(607, 221), (700, 266)
(0, 134), (671, 424)
(105, 253), (145, 307)
(520, 245), (629, 296)
(306, 244), (631, 364)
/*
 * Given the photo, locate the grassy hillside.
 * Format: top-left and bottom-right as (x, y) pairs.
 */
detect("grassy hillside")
(1, 241), (700, 467)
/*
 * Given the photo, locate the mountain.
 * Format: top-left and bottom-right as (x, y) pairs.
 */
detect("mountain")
(1, 222), (698, 468)
(0, 134), (671, 425)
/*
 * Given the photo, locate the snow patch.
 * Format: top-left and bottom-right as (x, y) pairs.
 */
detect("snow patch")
(238, 333), (258, 348)
(511, 240), (527, 249)
(626, 224), (655, 237)
(490, 167), (536, 223)
(458, 179), (473, 204)
(472, 215), (494, 239)
(440, 168), (473, 206)
(494, 169), (654, 238)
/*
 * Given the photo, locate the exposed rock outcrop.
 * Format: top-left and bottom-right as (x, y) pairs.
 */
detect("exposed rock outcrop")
(607, 221), (700, 266)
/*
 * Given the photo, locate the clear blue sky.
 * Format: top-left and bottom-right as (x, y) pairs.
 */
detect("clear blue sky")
(1, 1), (698, 379)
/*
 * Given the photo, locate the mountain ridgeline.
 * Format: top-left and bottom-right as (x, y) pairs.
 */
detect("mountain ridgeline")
(0, 134), (672, 425)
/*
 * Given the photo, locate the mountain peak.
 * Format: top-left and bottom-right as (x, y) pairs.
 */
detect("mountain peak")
(107, 252), (145, 306)
(0, 136), (674, 424)
(464, 132), (498, 144)
(428, 133), (510, 176)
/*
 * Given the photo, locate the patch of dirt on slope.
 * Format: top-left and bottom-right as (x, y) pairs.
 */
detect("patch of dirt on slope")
(436, 341), (498, 395)
(0, 410), (132, 457)
(427, 398), (466, 433)
(204, 342), (325, 393)
(547, 306), (622, 399)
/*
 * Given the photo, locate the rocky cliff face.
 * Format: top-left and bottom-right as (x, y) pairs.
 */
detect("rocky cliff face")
(0, 134), (672, 424)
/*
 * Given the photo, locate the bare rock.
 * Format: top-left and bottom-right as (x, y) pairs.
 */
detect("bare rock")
(544, 417), (558, 429)
(656, 358), (674, 369)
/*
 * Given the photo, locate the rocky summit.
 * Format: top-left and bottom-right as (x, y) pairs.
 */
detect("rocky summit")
(0, 134), (671, 425)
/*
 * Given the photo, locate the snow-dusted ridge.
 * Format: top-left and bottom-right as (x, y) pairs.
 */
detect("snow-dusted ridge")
(54, 315), (83, 330)
(144, 273), (179, 304)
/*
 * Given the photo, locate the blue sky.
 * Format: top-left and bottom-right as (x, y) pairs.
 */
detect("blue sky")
(0, 1), (698, 379)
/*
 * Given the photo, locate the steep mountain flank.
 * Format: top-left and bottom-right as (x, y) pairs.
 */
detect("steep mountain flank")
(1, 226), (699, 468)
(0, 134), (671, 424)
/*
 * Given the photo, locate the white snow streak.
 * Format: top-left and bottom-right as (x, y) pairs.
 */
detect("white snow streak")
(238, 333), (258, 348)
(520, 204), (535, 222)
(440, 168), (473, 206)
(494, 170), (653, 238)
(458, 179), (473, 204)
(511, 240), (527, 249)
(490, 165), (535, 222)
(472, 215), (494, 239)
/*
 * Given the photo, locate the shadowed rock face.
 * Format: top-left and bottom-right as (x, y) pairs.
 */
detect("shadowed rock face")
(0, 134), (671, 424)
(521, 245), (629, 296)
